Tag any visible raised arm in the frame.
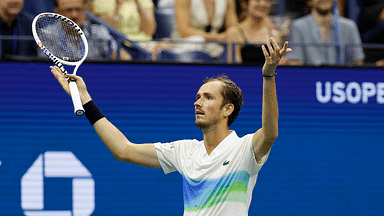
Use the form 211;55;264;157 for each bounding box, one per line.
50;66;161;168
252;38;291;164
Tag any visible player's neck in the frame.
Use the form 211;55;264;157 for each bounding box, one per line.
202;126;231;155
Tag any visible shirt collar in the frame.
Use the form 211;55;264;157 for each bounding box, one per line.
204;131;238;157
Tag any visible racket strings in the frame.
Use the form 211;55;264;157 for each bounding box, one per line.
35;16;86;62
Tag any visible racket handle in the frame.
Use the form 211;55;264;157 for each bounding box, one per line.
69;80;85;116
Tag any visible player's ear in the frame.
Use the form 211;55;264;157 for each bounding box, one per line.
223;103;234;118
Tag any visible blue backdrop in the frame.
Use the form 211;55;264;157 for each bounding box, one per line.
0;62;383;215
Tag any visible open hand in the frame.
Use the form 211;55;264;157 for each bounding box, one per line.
262;37;292;77
50;66;88;99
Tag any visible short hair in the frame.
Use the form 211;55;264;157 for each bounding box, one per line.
204;75;243;127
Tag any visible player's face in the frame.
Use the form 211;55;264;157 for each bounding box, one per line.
247;0;271;19
194;81;226;130
56;0;86;27
0;0;24;17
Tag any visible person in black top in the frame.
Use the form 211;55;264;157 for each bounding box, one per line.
358;0;384;44
358;0;384;66
226;0;285;65
0;0;37;58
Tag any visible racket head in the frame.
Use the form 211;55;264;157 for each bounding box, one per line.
32;12;89;69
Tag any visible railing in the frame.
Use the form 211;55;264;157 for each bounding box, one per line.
1;35;383;66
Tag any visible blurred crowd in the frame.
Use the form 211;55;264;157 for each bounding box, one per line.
0;0;383;66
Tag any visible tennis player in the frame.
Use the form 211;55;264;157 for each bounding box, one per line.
51;37;291;215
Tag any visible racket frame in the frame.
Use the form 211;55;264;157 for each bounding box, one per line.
32;12;89;116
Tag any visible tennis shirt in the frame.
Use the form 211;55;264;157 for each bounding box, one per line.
154;131;269;216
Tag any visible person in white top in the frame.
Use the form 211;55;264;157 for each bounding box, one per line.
173;0;238;41
49;37;292;215
169;0;238;57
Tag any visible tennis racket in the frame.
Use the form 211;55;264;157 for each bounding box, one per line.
32;12;88;116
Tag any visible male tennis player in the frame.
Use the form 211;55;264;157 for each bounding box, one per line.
51;37;291;215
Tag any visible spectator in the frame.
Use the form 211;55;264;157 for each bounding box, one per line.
358;0;384;44
50;0;130;60
286;0;365;66
93;0;157;51
227;0;284;65
171;0;238;57
0;0;37;58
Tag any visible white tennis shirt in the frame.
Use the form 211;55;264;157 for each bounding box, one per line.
154;131;269;216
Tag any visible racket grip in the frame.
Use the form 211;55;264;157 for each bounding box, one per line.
69;80;85;116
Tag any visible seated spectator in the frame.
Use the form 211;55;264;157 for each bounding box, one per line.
358;0;384;44
0;0;37;58
227;0;284;65
171;0;238;57
93;0;157;51
286;0;365;66
49;0;130;60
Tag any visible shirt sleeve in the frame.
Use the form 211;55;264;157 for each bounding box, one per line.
242;133;270;173
154;140;185;174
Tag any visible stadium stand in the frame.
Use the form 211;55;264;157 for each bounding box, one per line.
1;0;382;65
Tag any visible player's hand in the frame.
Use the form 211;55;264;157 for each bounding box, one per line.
262;37;292;77
50;66;71;96
50;66;91;104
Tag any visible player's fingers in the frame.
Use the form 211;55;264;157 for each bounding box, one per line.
50;66;60;76
50;66;71;96
50;66;67;82
261;45;269;59
280;42;292;56
67;74;84;83
266;41;275;57
66;74;78;80
270;37;281;53
67;74;87;93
